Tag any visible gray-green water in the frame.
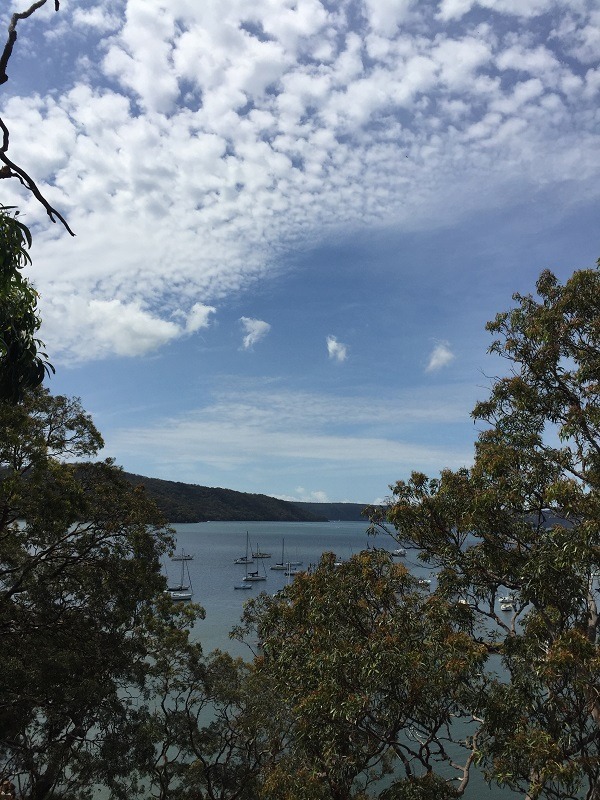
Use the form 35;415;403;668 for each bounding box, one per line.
169;520;521;799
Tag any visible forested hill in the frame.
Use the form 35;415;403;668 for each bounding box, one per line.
293;501;371;522
120;472;370;523
118;472;305;522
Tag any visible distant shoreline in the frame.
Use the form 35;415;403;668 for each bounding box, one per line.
121;471;372;524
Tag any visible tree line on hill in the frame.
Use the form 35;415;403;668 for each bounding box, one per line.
119;472;369;523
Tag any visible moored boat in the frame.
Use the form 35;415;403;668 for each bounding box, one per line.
234;532;254;564
166;558;193;601
172;548;194;561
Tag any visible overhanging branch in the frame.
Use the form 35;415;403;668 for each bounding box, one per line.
0;0;74;236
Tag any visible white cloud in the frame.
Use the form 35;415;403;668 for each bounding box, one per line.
438;0;565;21
240;317;271;349
186;303;216;333
1;0;598;363
72;7;121;33
327;335;348;362
275;487;331;503
426;341;456;372
42;297;181;363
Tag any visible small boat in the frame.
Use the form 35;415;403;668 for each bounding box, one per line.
500;602;514;612
284;562;301;577
499;594;515;604
241;545;267;583
171;548;194;561
252;543;271;558
166;558;193;601
234;532;254;564
392;547;406;557
169;587;194;601
417;578;431;587
271;538;294;570
234;583;253;590
243;568;267;583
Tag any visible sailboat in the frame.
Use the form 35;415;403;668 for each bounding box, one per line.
234;532;254;564
252;542;271;558
172;548;194;561
243;552;267;583
235;533;264;588
166;558;193;601
270;538;288;570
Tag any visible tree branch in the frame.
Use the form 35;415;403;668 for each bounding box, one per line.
0;0;74;236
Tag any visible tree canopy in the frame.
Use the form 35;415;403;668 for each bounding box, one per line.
228;263;600;800
366;264;600;800
0;388;198;800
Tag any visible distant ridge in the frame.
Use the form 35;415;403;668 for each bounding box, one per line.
121;472;371;523
293;501;370;522
120;472;327;523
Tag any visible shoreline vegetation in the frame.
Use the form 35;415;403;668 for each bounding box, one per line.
120;471;371;523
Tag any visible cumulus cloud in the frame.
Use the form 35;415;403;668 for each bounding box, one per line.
240;317;271;350
41;297;181;363
186;303;216;333
1;0;599;362
327;335;348;362
426;341;456;372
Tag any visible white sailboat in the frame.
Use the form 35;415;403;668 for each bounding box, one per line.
243;550;267;582
234;532;254;564
172;548;194;561
271;538;302;570
166;558;193;601
252;542;271;558
235;533;266;587
271;538;288;570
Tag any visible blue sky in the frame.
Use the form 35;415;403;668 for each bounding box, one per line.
1;0;599;504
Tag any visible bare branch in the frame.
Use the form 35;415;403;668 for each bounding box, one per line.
0;0;74;235
0;0;58;86
0;119;75;235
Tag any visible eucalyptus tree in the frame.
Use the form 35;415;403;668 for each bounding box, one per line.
0;388;195;800
130;645;276;800
370;264;600;800
235;550;486;800
0;208;53;402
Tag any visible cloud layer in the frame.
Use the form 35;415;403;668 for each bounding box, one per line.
2;0;599;361
105;383;476;499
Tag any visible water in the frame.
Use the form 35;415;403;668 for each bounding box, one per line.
167;520;520;799
167;520;380;658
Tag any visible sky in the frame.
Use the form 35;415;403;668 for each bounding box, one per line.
1;0;599;505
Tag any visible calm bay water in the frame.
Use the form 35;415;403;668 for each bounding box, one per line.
168;520;382;658
167;520;520;799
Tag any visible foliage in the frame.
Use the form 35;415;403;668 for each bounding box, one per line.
0;207;53;403
130;646;279;800
369;264;600;800
234;550;486;800
0;388;200;800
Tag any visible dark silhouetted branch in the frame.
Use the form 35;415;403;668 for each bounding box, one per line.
0;0;74;235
